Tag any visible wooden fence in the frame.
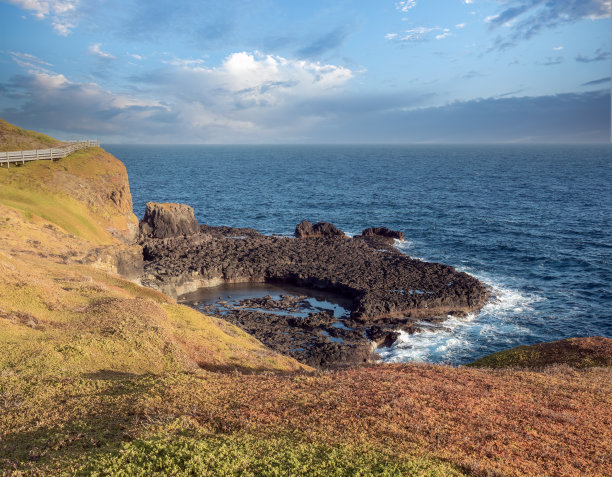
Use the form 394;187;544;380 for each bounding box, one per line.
0;140;99;168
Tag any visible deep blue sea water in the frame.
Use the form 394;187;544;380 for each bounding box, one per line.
104;144;612;364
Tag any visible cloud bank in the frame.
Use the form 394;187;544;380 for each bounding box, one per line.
2;52;607;144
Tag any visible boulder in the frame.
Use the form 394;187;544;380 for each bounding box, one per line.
139;202;199;239
362;227;405;242
295;220;346;238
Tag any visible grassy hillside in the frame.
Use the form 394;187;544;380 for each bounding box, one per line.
0;119;61;152
0;146;138;244
1;119;610;476
469;336;612;369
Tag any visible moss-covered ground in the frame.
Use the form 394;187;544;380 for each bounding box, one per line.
469;336;612;369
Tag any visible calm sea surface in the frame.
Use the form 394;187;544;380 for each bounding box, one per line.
104;144;612;364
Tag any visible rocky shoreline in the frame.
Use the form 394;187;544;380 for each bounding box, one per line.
139;202;489;368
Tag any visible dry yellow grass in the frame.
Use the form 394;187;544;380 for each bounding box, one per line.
0;118;61;152
0;210;309;378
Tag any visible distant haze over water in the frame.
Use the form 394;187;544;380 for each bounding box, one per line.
106;144;612;364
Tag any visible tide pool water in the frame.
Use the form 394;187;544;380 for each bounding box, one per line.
105;144;612;364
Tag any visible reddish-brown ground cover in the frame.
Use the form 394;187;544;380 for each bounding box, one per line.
2;353;610;476
128;363;611;476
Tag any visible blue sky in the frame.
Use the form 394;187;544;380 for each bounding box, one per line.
0;0;610;143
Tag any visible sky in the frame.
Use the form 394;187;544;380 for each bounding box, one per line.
0;0;610;143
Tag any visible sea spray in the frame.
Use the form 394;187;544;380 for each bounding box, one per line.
378;237;545;364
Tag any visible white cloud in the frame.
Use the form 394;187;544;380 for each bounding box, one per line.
588;0;611;19
89;43;116;60
386;26;448;42
396;1;417;12
553;46;564;51
145;52;354;140
29;71;70;89
487;0;611;49
168;52;353;105
163;58;206;67
7;0;79;35
1;65;169;139
436;29;451;40
456;23;467;28
129;53;143;60
25;69;161;109
9;51;52;68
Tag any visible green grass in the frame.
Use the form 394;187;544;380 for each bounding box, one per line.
0;185;112;244
80;433;464;477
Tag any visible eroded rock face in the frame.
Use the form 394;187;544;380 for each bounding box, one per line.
81;244;144;280
362;227;405;242
139;202;199;239
295;220;346;238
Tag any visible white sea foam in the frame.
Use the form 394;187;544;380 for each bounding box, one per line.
377;246;544;364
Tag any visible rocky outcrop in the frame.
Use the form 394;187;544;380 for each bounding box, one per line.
362;227;405;242
469;337;612;369
295;220;346;238
141;216;489;368
204;304;376;368
81;244;144;280
200;224;260;238
139;202;200;239
142;222;488;320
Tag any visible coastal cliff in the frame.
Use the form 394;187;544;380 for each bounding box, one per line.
0;119;308;378
0;120;610;476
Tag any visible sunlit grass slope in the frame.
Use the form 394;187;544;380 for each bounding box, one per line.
0;145;138;244
0;119;61;152
0;120;309;377
0;248;307;378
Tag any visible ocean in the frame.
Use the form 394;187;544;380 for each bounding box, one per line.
104;144;612;365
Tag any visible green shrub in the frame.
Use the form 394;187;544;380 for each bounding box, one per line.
81;434;463;476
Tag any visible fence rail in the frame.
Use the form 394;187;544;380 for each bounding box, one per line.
0;140;99;168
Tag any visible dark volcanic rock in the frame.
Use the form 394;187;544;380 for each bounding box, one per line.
143;216;490;368
200;224;260;238
203;301;377;368
362;227;405;242
367;326;401;348
295;220;346;238
139;202;199;239
143;220;488;321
